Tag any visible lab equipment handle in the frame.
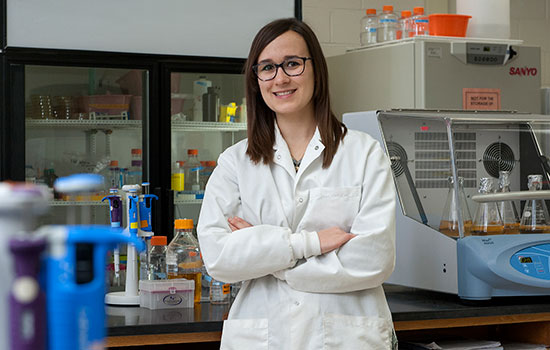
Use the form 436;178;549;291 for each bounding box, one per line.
472;190;550;202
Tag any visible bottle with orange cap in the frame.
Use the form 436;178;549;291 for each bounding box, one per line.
166;219;203;303
360;8;378;46
377;5;398;42
149;236;168;280
183;149;202;194
398;10;412;39
411;6;429;37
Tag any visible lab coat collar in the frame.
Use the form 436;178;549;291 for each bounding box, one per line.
272;122;325;179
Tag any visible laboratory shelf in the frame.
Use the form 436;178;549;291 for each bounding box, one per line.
49;200;109;206
25;119;142;129
174;198;203;205
171;121;247;132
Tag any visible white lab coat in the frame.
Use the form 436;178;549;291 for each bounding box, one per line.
197;125;396;350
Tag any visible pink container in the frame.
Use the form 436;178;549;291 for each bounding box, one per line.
130;96;142;120
171;94;186;115
171;73;181;93
79;95;132;115
117;70;143;96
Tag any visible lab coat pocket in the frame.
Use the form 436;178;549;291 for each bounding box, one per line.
323;313;392;350
220;318;268;350
300;186;361;232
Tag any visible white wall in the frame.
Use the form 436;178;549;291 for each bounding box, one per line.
303;0;550;86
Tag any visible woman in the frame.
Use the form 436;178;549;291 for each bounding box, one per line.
197;18;397;349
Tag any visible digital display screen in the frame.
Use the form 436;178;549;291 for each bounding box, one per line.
483;46;491;52
519;257;533;263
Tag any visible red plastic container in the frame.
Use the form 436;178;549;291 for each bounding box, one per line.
428;14;472;37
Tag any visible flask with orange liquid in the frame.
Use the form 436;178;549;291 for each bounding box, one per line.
497;170;520;234
439;176;472;238
519;174;550;233
471;177;504;236
166;219;203;303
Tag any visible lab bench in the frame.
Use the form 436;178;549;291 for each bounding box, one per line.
106;284;550;348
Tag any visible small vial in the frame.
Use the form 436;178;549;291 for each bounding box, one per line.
210;278;230;305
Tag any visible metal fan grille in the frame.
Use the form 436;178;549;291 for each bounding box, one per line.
386;142;408;177
483;142;515;178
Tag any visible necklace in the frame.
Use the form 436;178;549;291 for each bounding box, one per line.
292;158;301;172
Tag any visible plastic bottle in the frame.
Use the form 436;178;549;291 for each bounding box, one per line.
166;219;203;303
411;7;429;37
520;174;550;233
171;161;185;192
139;237;151;281
439;176;473;238
497;170;520;234
25;165;37;184
184;149;202;193
202;86;219;122
199;160;216;189
238;97;247;123
377;5;399;43
471;178;504;235
210;277;230;305
149;236;167;280
193;76;212;121
398;10;412;40
108;160;120;189
360;8;378;46
127;149;142;185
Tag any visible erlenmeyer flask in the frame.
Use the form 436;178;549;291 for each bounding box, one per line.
497;170;520;234
472;177;504;236
439;176;473;238
520;174;550;233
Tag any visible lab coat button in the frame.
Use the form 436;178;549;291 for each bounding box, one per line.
298;197;303;203
314;146;319;150
277;154;281;160
294;301;300;306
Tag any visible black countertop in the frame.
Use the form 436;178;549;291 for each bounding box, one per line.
107;284;550;337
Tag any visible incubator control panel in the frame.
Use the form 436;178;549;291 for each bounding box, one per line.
510;244;550;280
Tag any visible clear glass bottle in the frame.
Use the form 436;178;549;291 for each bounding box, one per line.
439;176;472;238
149;236;167;280
411;7;429;37
166;219;203;303
472;178;504;235
497;170;520;234
127;149;142;185
377;5;398;42
184;149;202;193
360;8;378;46
398;10;412;39
520;174;550;233
210;278;230;305
139;236;151;281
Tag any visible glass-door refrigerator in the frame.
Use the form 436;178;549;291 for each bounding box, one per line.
3;48;156;226
157;58;247;240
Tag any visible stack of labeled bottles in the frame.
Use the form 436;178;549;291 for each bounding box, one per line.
360;6;428;46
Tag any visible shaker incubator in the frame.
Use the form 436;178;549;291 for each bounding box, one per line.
345;110;550;300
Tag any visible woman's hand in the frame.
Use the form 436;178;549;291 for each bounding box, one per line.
317;227;356;254
228;216;253;232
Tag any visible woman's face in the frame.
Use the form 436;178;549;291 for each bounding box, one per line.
256;30;315;120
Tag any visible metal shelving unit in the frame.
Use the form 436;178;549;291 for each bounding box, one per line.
171;121;247;132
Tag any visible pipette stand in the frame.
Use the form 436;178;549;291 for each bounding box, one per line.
105;185;154;306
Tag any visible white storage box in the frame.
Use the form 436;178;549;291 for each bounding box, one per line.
139;279;194;309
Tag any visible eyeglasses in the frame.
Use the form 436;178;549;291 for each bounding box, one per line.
252;56;312;81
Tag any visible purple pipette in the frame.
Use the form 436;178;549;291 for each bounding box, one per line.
9;237;47;350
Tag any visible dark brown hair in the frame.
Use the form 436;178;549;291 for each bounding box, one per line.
244;18;347;168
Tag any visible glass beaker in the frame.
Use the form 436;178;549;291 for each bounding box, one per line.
439;176;473;238
497;170;520;234
472;177;504;236
520;174;550;233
